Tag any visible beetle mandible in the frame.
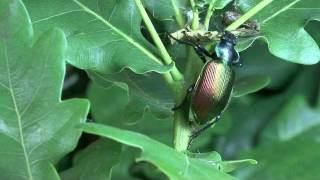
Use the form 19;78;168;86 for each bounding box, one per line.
170;31;242;148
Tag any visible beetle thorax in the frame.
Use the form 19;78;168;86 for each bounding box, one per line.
215;41;236;65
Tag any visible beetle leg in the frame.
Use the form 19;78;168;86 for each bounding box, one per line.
180;32;212;63
168;33;196;47
233;57;243;67
168;34;211;63
211;50;218;60
193;45;210;63
234;59;243;67
172;85;195;111
187;115;221;150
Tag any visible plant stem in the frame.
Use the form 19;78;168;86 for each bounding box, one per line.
184;0;200;82
189;0;199;30
134;0;190;151
170;0;185;28
172;0;202;152
226;0;273;31
204;0;216;30
133;0;184;82
173;109;192;151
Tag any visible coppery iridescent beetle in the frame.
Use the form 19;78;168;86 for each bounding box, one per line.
171;31;241;148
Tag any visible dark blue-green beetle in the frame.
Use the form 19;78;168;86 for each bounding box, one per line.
171;31;241;148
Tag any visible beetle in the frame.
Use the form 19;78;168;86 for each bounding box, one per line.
170;31;241;148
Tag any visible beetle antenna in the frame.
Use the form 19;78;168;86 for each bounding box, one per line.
237;32;260;39
168;32;212;62
168;33;197;47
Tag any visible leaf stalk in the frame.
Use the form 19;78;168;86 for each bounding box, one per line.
173;109;192;151
226;0;273;31
172;0;202;152
189;0;199;30
170;0;185;28
133;0;190;151
204;0;217;30
134;0;184;82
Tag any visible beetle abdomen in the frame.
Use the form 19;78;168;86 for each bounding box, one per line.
191;61;234;124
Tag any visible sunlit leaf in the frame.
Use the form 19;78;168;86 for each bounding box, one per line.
0;0;89;179
236;0;320;64
82;123;235;180
24;0;172;74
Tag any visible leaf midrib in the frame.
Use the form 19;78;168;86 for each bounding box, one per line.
4;43;33;180
72;0;163;65
262;0;302;24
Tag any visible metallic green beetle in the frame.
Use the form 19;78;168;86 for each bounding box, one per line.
171;31;241;148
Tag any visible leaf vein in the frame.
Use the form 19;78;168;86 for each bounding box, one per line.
71;0;163;65
0;132;20;144
21;41;49;118
108;3;118;21
0;81;10;90
262;0;301;24
32;9;83;24
22;110;52;129
4;42;34;180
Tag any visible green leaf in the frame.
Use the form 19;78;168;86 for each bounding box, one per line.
87;84;128;124
222;66;320;179
200;0;233;9
306;20;320;45
87;82;173;145
24;0;172;74
233;74;270;97
236;0;320;64
88;71;174;121
215;95;284;158
82;123;235;180
236;126;320;180
187;151;257;173
219;159;257;173
0;0;90;179
86;74;176;179
212;0;233;9
216;66;319;158
142;0;187;20
187;151;222;162
60;139;122;180
261;96;320;144
111;146;141;180
236;42;299;89
87;83;175;179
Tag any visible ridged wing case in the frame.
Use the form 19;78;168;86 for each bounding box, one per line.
191;61;235;124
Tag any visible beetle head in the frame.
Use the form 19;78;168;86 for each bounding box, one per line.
215;31;240;66
221;31;237;45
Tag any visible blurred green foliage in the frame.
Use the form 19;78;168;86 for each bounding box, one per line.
0;0;318;179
